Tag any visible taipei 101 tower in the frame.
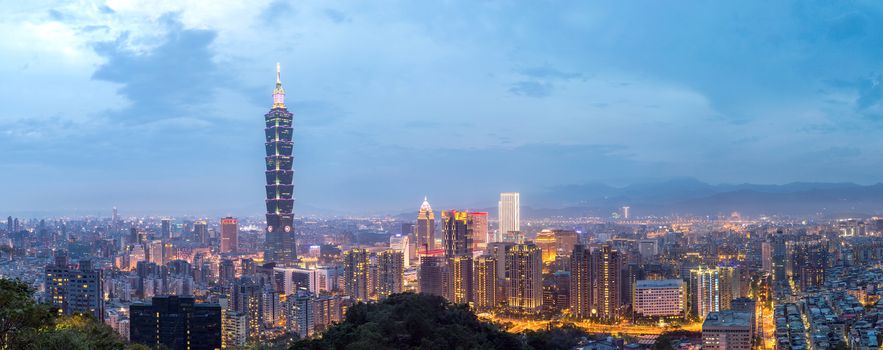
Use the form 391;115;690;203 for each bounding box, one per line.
264;63;297;266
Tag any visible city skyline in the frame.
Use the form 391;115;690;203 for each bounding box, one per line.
5;2;883;216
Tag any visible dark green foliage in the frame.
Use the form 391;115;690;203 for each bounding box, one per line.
522;325;589;350
0;278;143;350
290;293;523;350
0;278;54;349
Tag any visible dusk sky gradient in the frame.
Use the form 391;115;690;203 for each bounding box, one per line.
3;1;883;216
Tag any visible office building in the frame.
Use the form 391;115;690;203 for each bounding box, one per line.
194;220;208;245
130;295;222;350
469;211;489;249
220;217;238;253
498;192;520;242
161;218;172;240
44;257;104;321
633;279;685;319
343;249;370;302
264;63;297;266
416;197;436;252
473;255;499;310
701;311;752;350
506;243;542;311
535;229;557;264
418;254;448;298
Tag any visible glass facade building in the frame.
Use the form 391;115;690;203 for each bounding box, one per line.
264;63;297;266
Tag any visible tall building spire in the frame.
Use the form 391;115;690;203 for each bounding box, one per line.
273;62;286;108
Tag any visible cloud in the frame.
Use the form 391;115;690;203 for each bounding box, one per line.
91;16;222;123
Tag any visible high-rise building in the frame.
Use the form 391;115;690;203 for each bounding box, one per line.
220;217;239;253
506;243;542;311
130;295;222;350
416;197;436;252
376;250;404;299
760;241;772;273
535;229;557;264
161;218;172;240
264;63;297;266
592;245;622;322
448;255;473;304
442;210;473;304
622;206;630;219
718;264;741;310
343;249;370;302
223;310;248;348
701;311;752;350
231;277;262;340
112;207;118;226
569;245;592;319
5;216;11;233
44;258;104;321
389;234;412;268
194;220;209;244
147;240;164;265
487;242;515;281
469;211;489;250
442;210;473;258
498;192;520;242
473;255;498;310
418;254;448;298
219;259;236;285
553;229;579;258
633;279;685;319
689;266;721;319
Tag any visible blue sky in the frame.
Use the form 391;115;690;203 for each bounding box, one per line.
2;1;883;216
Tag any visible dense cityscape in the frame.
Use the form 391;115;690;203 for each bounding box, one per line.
2;65;883;350
6;2;883;350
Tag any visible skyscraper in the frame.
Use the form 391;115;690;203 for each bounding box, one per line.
570;245;592;319
416;197;436;252
442;210;473;304
506;243;542;311
194;220;208;245
220;217;239;253
5;216;11;233
473;255;499;311
264;63;297;266
343;249;370;302
469;211;489;250
442;210;473;258
592;244;622;322
161;218;172;240
130;295;222;350
498;192;520;242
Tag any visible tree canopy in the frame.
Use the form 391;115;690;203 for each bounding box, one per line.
290;292;591;350
0;278;140;350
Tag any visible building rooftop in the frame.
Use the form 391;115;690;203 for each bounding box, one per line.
703;311;752;329
635;279;683;289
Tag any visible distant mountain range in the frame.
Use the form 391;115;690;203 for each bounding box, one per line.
526;178;883;218
388;178;883;219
